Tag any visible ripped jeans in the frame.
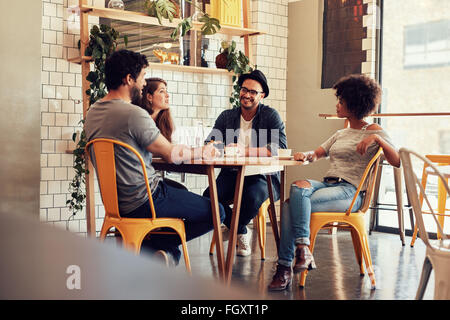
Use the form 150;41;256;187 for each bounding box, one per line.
278;179;363;267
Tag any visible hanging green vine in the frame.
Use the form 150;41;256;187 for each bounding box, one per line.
144;0;220;40
218;40;254;109
67;24;122;216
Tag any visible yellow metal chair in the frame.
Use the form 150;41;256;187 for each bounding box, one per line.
410;154;450;247
85;138;191;273
299;147;383;289
209;198;271;260
400;148;450;299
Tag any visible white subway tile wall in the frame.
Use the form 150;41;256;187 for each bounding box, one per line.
40;0;289;235
363;0;378;78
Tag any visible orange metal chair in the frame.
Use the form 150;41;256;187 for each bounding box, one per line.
209;198;271;260
299;147;383;289
85;138;191;273
410;154;450;247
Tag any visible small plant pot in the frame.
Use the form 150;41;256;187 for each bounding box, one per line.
215;51;228;69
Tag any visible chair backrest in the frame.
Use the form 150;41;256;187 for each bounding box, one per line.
419;155;450;206
85;138;157;220
346;147;383;215
400;148;450;249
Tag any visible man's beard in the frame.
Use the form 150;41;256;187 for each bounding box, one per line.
240;97;257;109
130;85;142;104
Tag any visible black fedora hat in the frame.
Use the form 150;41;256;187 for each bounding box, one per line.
237;69;269;98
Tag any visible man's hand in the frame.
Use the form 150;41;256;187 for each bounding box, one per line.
226;143;246;157
202;143;221;160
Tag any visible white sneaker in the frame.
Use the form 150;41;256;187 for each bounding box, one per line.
236;231;252;256
154;250;169;267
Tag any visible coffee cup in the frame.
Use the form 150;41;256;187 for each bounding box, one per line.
277;149;292;157
224;146;239;157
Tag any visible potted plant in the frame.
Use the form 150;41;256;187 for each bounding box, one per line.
216;40;255;109
144;0;221;40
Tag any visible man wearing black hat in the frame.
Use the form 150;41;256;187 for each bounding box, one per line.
203;69;287;256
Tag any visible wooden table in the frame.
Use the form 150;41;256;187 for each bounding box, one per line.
152;156;305;285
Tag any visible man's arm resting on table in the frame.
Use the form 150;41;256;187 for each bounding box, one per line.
147;135;219;162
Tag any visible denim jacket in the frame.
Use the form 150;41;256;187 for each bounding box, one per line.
205;103;288;154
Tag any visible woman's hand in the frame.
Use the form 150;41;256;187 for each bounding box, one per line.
294;151;316;162
356;134;379;155
294;152;307;161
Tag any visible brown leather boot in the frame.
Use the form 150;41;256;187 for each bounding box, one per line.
268;264;292;291
293;244;316;274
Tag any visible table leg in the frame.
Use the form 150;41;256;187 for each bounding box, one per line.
225;166;245;285
280;169;286;207
266;175;280;252
206;166;225;282
280;170;286;236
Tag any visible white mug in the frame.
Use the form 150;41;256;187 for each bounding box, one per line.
224;146;239;157
278;149;292;157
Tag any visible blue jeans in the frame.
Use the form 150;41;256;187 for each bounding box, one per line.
126;181;225;263
278;179;363;267
203;170;280;235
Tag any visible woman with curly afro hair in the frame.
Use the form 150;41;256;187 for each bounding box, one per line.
268;74;400;291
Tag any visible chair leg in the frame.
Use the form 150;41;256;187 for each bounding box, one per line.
437;177;447;239
350;228;365;275
411;225;419;247
299;224;320;287
180;235;192;274
209;230;216;255
255;209;266;260
393;167;406;246
369;162;383;235
359;232;376;289
416;257;432;300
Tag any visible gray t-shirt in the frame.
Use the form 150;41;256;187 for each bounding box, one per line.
85;99;161;215
320;127;394;190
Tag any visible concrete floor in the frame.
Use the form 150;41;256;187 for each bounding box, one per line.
174;225;434;300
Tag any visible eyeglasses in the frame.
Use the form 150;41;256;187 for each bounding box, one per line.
240;86;263;97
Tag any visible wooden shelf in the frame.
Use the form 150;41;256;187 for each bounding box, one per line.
147;62;231;74
67;56;92;64
67;55;232;75
72;5;265;37
319;112;450;119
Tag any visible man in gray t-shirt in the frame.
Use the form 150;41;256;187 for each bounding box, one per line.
85;99;162;214
85;50;224;264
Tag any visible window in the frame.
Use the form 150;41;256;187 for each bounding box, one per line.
404;20;450;69
376;0;450;234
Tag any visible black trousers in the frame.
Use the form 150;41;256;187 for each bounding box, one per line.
203;170;280;234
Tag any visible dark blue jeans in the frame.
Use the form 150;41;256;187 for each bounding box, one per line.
126;181;225;263
203;170;280;235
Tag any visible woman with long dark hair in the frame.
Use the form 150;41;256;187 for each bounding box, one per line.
135;77;175;142
134;77;187;192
